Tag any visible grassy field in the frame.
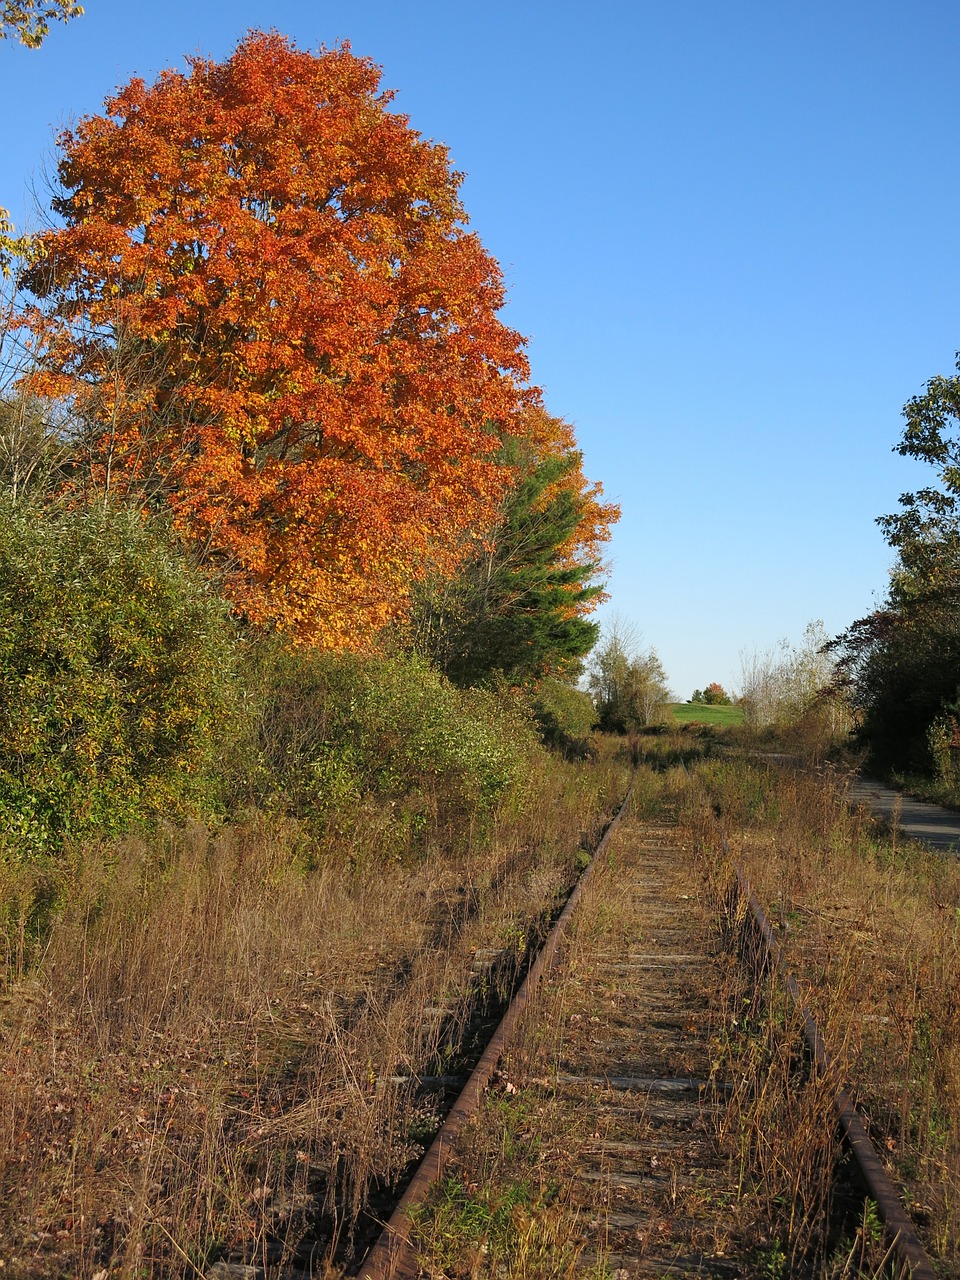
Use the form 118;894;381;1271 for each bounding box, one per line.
669;701;744;727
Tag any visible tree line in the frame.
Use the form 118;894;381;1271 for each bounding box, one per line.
832;355;960;783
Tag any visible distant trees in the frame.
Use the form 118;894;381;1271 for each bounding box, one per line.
588;623;670;732
691;682;730;705
738;621;836;728
0;380;69;501
738;621;850;756
833;593;960;774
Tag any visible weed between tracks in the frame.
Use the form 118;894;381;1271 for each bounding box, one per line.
409;1089;593;1280
0;744;631;1277
408;771;743;1278
674;749;960;1277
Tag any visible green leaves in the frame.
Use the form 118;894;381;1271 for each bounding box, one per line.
837;354;960;773
588;625;670;733
0;1;83;48
247;645;537;845
0;500;238;853
410;432;609;688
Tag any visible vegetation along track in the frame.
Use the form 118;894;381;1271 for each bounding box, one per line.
356;764;944;1280
17;745;944;1277
724;858;936;1280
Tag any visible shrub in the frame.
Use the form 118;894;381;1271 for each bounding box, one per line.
0;499;239;853
244;644;539;846
526;677;595;757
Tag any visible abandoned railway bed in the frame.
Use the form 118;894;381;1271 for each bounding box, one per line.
351;801;938;1280
204;776;942;1280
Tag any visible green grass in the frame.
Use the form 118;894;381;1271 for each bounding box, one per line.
669;702;744;727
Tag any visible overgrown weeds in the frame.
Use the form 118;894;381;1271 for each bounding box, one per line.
409;1090;586;1280
0;732;631;1276
671;742;960;1276
407;763;739;1278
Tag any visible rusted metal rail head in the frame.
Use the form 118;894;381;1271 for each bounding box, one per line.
730;860;937;1280
356;780;635;1280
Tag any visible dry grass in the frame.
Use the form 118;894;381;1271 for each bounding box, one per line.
673;748;960;1277
406;773;744;1278
0;745;631;1277
358;738;960;1279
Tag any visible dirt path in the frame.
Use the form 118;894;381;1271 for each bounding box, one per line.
848;776;960;854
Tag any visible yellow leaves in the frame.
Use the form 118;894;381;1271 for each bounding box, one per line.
0;205;43;277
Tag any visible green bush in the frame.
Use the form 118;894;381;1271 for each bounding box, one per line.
0;499;238;853
526;677;595;757
244;644;539;844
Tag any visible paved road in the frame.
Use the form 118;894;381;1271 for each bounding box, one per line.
848;776;960;854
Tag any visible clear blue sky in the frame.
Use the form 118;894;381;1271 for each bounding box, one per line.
3;0;957;697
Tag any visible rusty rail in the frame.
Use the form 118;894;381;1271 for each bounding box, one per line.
356;780;635;1280
729;861;937;1280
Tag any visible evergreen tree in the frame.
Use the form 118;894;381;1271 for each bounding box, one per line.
411;445;607;686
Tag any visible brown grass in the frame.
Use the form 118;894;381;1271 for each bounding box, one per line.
0;744;632;1277
673;749;960;1277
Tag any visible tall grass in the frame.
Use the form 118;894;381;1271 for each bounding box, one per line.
673;749;960;1275
0;732;631;1277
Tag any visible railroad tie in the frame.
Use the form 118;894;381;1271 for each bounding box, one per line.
536;821;739;1277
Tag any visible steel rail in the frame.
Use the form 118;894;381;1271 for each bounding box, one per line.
730;861;937;1280
356;779;635;1280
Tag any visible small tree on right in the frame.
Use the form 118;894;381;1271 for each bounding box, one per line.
831;354;960;774
702;682;731;705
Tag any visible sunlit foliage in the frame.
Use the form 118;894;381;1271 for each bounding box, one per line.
21;31;535;645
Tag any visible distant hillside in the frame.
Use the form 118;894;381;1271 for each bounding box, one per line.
669;702;744;727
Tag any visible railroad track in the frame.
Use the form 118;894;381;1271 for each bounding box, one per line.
356;780;637;1278
351;797;938;1279
204;775;939;1278
726;861;936;1280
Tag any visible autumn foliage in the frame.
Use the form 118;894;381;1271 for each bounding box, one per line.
409;405;618;685
22;32;536;644
520;406;617;571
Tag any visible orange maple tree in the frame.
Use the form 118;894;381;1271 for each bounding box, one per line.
22;31;535;644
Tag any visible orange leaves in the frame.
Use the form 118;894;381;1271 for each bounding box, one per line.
23;31;537;645
518;406;620;578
